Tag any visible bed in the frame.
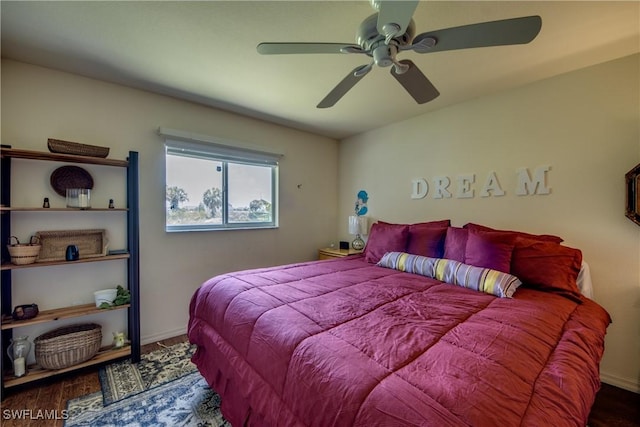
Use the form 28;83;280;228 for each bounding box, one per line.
188;221;611;426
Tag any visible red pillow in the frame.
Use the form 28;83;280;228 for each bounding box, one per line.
464;223;563;243
511;237;582;299
406;224;448;258
363;222;409;263
464;230;516;273
443;227;468;262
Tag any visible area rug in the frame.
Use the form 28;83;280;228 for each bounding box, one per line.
99;341;198;405
64;342;230;427
65;372;228;426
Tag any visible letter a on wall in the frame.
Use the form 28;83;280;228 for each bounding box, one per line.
480;172;505;197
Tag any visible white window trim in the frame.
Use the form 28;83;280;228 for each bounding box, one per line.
160;127;282;232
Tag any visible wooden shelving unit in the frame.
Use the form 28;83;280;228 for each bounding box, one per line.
0;146;140;395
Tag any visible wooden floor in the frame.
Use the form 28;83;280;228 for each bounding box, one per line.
1;334;638;427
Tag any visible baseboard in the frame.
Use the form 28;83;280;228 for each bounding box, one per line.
141;326;187;346
601;371;640;393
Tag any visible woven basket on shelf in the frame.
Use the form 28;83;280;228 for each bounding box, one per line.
47;138;110;158
6;236;41;265
35;323;102;370
35;229;107;262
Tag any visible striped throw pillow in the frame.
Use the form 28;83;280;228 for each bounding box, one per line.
377;252;522;298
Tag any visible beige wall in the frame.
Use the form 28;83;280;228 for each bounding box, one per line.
338;54;640;392
1;59;339;347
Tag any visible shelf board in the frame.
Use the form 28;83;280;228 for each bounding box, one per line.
1;253;129;270
0;207;127;212
1;303;130;330
3;345;131;388
0;147;128;167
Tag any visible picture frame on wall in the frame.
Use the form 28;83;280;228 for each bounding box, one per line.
625;163;640;226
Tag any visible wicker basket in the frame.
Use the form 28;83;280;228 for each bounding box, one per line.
35;323;102;370
47;138;110;158
35;229;107;262
6;236;41;265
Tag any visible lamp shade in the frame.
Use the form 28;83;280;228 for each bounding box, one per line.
348;215;368;235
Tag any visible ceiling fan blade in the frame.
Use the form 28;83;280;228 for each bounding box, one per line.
390;60;439;104
412;15;542;53
257;42;358;55
375;0;419;38
317;65;371;108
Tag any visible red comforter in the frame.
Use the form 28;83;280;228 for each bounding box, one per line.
188;255;610;427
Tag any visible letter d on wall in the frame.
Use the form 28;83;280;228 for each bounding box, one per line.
411;178;428;199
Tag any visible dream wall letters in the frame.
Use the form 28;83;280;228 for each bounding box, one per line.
411;165;551;199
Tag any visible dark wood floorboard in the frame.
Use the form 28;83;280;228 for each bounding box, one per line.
1;334;638;426
589;382;640;426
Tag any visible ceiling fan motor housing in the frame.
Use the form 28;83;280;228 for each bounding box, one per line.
357;14;415;51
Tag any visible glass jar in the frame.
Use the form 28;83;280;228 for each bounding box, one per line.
7;335;31;377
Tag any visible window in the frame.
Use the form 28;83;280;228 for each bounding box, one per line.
161;128;280;232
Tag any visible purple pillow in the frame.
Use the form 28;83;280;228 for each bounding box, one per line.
464;230;515;273
410;219;451;228
443;227;468;262
406;224;448;258
364;222;409;263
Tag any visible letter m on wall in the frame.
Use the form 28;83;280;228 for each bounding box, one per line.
516;166;551;196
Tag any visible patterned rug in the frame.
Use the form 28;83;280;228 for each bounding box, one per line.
100;341;198;405
64;342;230;426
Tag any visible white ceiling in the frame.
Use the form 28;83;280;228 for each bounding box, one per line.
2;1;639;139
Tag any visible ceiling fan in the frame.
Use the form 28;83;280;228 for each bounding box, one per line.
256;0;542;108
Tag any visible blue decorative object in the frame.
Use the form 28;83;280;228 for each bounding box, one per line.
355;190;368;216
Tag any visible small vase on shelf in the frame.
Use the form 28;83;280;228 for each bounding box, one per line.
7;335;32;377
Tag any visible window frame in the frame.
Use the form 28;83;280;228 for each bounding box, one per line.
161;128;281;233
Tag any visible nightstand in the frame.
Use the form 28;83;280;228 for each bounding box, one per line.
318;247;363;260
